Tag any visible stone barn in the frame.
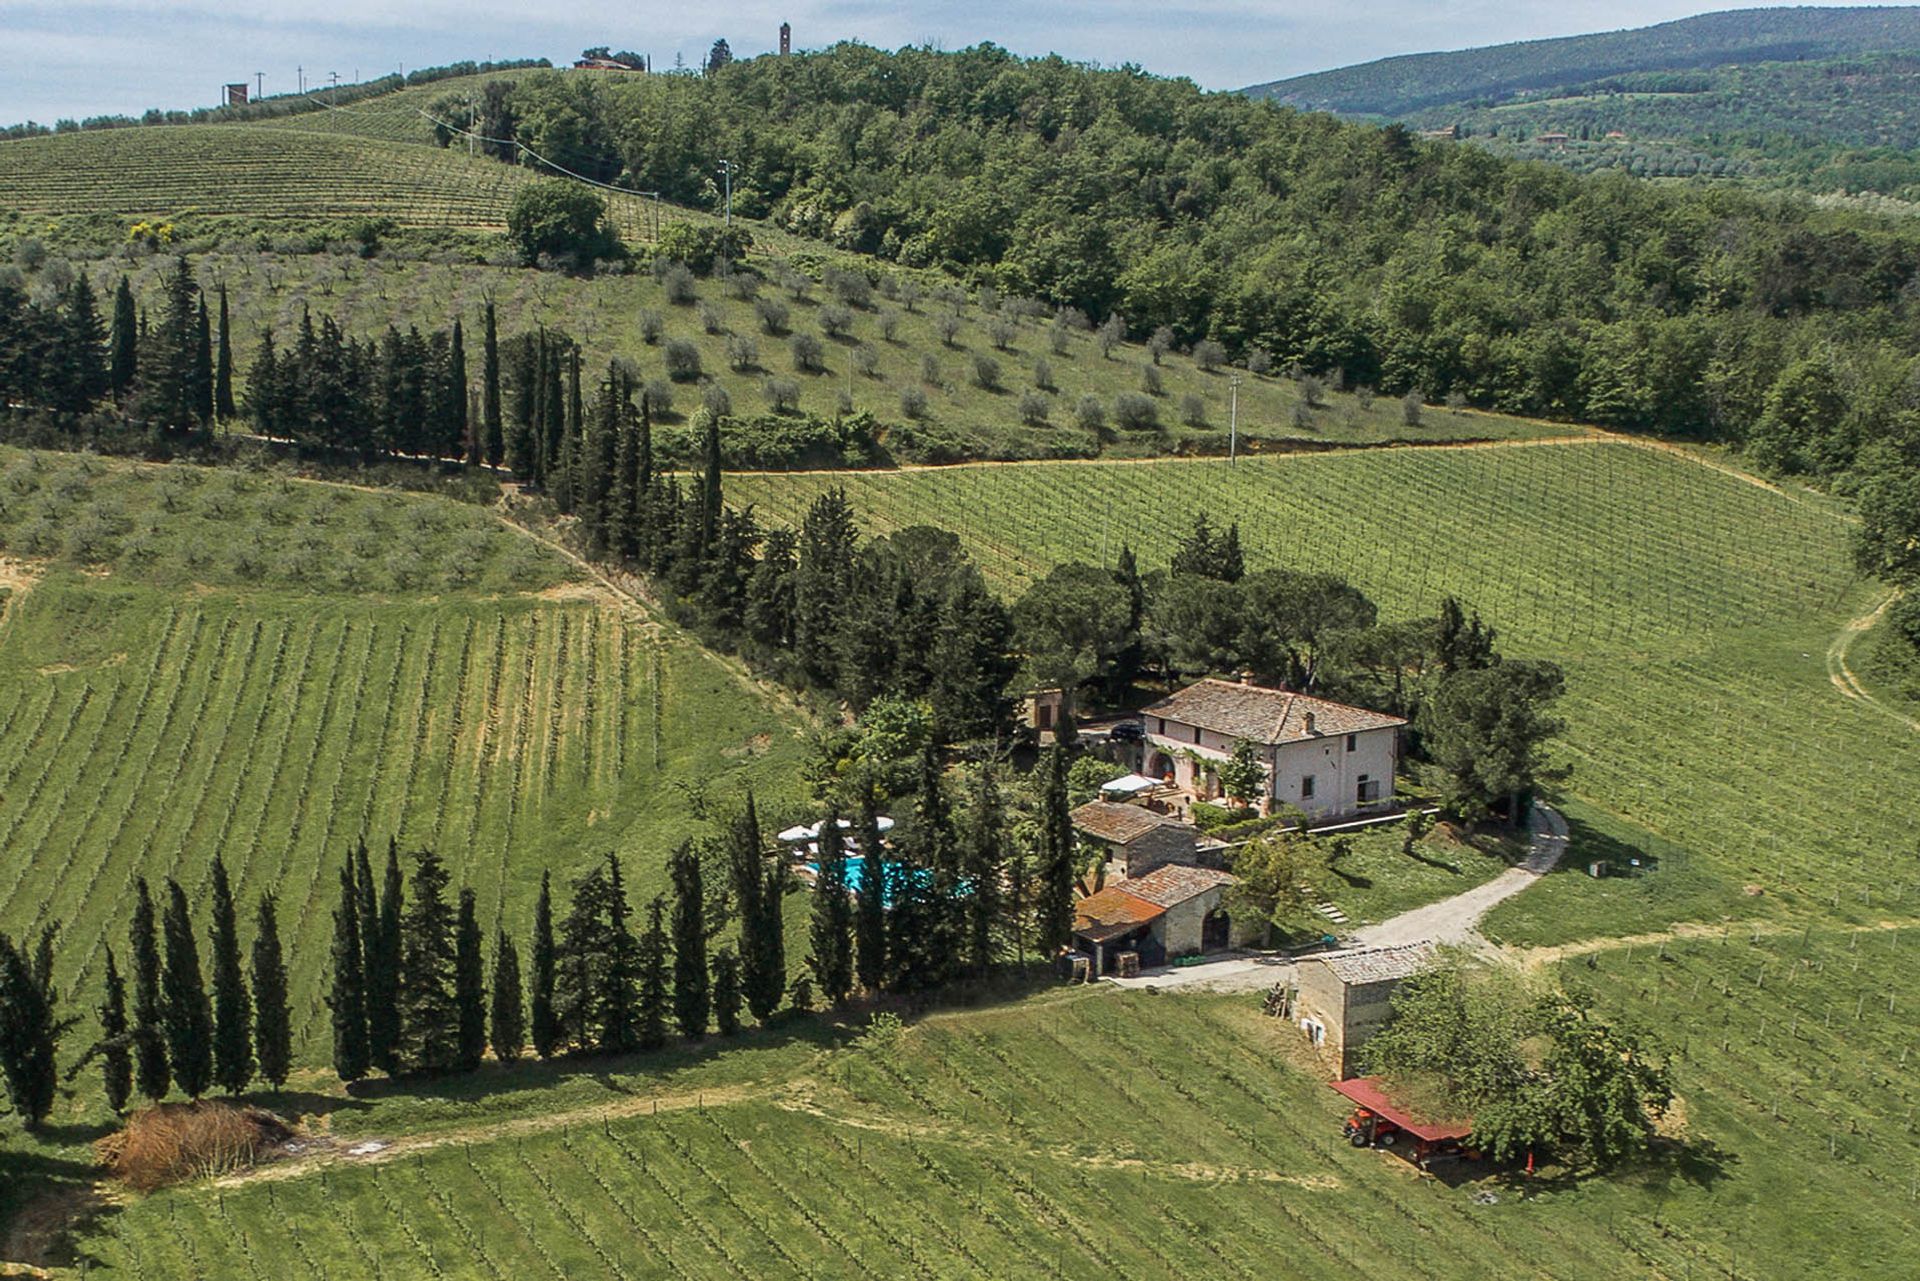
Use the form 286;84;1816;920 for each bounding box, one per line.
1071;863;1261;974
1070;800;1199;878
1294;943;1435;1076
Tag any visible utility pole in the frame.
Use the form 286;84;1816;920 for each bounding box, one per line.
297;65;304;94
255;72;264;101
1229;373;1241;466
717;159;736;227
328;71;341;106
466;92;476;159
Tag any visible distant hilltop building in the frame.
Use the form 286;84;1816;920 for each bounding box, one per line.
574;48;647;72
781;22;792;55
1535;131;1572;147
223;83;249;107
1419;124;1458;141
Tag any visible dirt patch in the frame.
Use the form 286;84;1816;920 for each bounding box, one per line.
2;1183;116;1274
532;580;621;606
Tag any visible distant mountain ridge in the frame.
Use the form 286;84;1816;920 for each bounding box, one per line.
1245;5;1920;115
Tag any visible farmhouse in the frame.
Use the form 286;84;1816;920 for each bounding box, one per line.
1294;943;1435;1076
1140;677;1405;822
1071;862;1260;973
1070;800;1200;878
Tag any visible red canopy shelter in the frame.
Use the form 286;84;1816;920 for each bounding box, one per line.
1330;1077;1473;1142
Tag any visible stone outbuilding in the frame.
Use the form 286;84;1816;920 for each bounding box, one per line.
1293;943;1436;1076
1070;800;1199;878
1071;863;1261;974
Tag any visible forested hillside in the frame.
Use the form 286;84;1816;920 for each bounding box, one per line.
1245;5;1920;114
325;44;1920;484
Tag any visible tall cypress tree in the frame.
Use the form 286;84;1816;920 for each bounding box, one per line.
370;841;404;1074
129;878;169;1101
962;764;1006;977
636;895;670;1052
1035;745;1077;955
328;862;370;1083
668;842;709;1039
453;889;487;1072
481;301;504;466
214;283;235;420
161;879;213;1098
529;870;558;1058
489;931;524;1064
59;274;108;414
809;814;855;1007
448;317;470;462
731;794;783;1023
398;849;459;1074
854;795;887;995
251;894;291;1090
698;411;724;561
109;275;137;398
97;946;133;1114
207;858;252;1095
0;934;58;1128
598;854;641;1054
710;947;742;1037
191;295;215;426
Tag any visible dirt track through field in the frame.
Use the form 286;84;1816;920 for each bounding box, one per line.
1826;590;1920;733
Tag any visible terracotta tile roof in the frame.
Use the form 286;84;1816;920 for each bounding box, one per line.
1142;678;1406;746
1072;886;1163;943
1120;862;1237;908
1070;800;1187;845
1311;942;1436;985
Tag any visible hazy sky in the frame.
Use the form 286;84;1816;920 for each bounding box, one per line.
0;1;1887;125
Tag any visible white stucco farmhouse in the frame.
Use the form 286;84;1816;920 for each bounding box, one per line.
1140;677;1406;822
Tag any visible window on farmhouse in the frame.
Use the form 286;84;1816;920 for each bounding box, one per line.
1346;733;1356;752
1357;775;1380;803
1302;775;1315;799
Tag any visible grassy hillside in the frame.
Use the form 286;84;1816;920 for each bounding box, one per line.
0;449;809;1070
1246;6;1920;114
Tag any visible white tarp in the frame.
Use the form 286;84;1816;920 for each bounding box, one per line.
1098;773;1161;796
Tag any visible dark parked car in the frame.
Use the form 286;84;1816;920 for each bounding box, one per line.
1109;720;1144;743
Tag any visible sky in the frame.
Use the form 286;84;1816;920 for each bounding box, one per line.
0;0;1890;126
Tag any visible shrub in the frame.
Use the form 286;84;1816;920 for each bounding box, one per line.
1075;394;1107;433
1141;364;1164;397
920;353;942;387
1018;390;1050;425
702;383;733;418
664;338;703;382
662;263;698;304
791;332;827;373
852;343;880;378
1356;384;1375;410
1113;392;1159;431
1402;390;1424;427
988;317;1016;351
1194;339;1227;372
819;304;854;338
505;181;620;268
726;333;759;372
971;352;1002;391
900;386;930;419
1299;374;1325;406
1291;398;1314;430
1181;392;1207;428
878;309;901;342
1055;306;1091;331
1049;322;1072;355
98;1102;292;1193
1248;347;1273;376
835;388;856;416
1446;390;1468;410
727;270;760;301
643;378;675;417
755;297;791;335
638;309;665;345
763;377;801;412
936;312;963;347
698;302;725;334
1033;357;1055;391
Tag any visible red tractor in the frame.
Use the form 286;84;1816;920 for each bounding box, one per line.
1332;1077;1481;1171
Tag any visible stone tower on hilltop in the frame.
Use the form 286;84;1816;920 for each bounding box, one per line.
780;22;791;55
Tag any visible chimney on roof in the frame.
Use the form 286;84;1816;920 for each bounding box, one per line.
1238;669;1256;686
1303;711;1317;734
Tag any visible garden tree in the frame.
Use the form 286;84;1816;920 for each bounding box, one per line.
1321;617;1441;721
1218;739;1268;807
96;946;133;1113
1034;744;1078;954
214;283;235;420
454;890;487;1072
489;932;524;1064
733;795;788;1023
1232;569;1379;689
192;295;214;424
1419;660;1568;824
328;862;371;1083
706;38;733;75
371;842;405;1075
54;274;108;415
961;764;1007;975
1401;808;1435;857
598;854;643;1053
637;896;671;1051
129;878;169;1101
109;275;137;396
0;933;59;1127
207;857;252;1095
1149;573;1246;679
792;487;860;686
853;794;888;992
808;812;856;1006
711;947;743;1036
669;842;710;1038
505;180;620;268
1012;561;1135;729
1433;597;1497;674
1108;544;1149;696
1170;513;1244;582
161;878;213;1098
481;301;504;466
1228;827;1314;928
251;895;291;1090
529;871;559;1058
398;849;460;1073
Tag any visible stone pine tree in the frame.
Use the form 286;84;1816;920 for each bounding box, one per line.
481;302;504;466
711;947;743;1037
371;842;405;1074
399;850;459;1074
529;870;558;1058
129;878;169;1101
809;814;855;1007
214;283;235;420
97;946;133;1114
637;896;670;1052
453;889;487;1073
161;879;213;1098
0;934;58;1128
669;842;710;1039
251;894;291;1090
1035;745;1077;956
854;794;888;993
489;932;524;1064
328;862;370;1083
207;857;252;1095
109;275;137;398
962;764;1006;977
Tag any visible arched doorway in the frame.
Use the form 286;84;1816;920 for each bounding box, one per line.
1146;749;1174;782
